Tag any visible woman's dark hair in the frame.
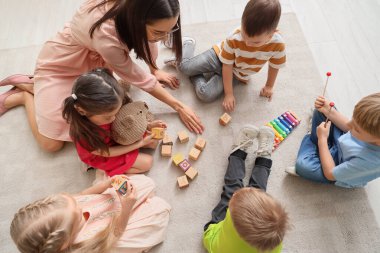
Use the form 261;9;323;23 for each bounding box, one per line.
89;0;182;69
242;0;281;37
62;68;124;155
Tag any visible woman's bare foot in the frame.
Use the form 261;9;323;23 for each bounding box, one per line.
3;90;30;109
13;83;34;94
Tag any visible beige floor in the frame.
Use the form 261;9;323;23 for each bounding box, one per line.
178;0;380;225
1;0;379;252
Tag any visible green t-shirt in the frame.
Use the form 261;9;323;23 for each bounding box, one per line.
203;209;282;253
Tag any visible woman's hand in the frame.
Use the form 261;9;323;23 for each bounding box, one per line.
177;105;204;134
147;120;167;130
154;69;179;89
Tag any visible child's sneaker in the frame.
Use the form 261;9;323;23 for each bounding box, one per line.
257;126;275;158
230;125;259;154
285;166;299;176
163;36;196;67
163;57;177;67
307;107;314;134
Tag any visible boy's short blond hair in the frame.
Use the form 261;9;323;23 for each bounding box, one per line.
229;188;289;251
353;92;380;138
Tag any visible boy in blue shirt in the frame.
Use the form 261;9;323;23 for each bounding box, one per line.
290;93;380;188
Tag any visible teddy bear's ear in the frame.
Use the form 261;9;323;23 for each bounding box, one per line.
143;102;149;109
147;111;154;122
121;116;135;129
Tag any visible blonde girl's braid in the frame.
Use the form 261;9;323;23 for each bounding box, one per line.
11;194;119;253
10;195;73;253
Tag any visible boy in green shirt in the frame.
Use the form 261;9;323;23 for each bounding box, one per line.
203;126;289;253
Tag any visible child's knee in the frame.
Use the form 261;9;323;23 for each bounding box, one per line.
144;154;153;170
313;109;326;121
295;156;315;177
195;86;219;103
144;175;156;191
295;156;321;178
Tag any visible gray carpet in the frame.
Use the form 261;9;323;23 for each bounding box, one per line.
1;13;380;253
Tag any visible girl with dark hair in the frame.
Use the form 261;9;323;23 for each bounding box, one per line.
62;68;164;176
0;0;204;153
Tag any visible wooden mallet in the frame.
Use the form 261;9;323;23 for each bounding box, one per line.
324;101;335;127
322;72;331;97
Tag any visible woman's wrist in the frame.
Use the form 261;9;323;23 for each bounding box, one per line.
172;100;184;112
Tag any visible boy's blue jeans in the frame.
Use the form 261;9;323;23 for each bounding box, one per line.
295;109;345;183
179;43;240;102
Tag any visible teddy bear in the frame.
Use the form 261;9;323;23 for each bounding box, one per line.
111;101;154;145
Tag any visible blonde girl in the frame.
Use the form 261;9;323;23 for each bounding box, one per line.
10;174;171;253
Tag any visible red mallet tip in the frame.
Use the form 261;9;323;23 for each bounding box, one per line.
329;102;335;107
326;72;331;76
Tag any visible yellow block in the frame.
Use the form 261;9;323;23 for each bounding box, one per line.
172;153;184;166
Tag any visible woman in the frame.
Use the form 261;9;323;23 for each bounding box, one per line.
0;0;204;152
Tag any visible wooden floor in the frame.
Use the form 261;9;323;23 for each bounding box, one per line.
1;0;379;223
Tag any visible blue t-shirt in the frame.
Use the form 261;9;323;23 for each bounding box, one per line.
333;132;380;188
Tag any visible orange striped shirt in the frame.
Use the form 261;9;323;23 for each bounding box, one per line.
213;29;286;82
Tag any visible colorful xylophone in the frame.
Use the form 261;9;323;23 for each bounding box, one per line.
265;111;301;151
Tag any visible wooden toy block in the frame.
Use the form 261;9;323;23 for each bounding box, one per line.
161;145;172;157
111;175;128;195
152;127;165;139
219;113;231;126
179;159;191;172
172;153;185;166
162;134;173;145
177;130;189;143
189;147;201;161
194;137;206;151
185;167;198;180
177;175;189;188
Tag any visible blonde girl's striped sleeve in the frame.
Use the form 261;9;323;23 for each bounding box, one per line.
269;43;286;69
219;38;235;65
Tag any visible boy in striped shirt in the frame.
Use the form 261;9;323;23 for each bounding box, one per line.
165;0;285;112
